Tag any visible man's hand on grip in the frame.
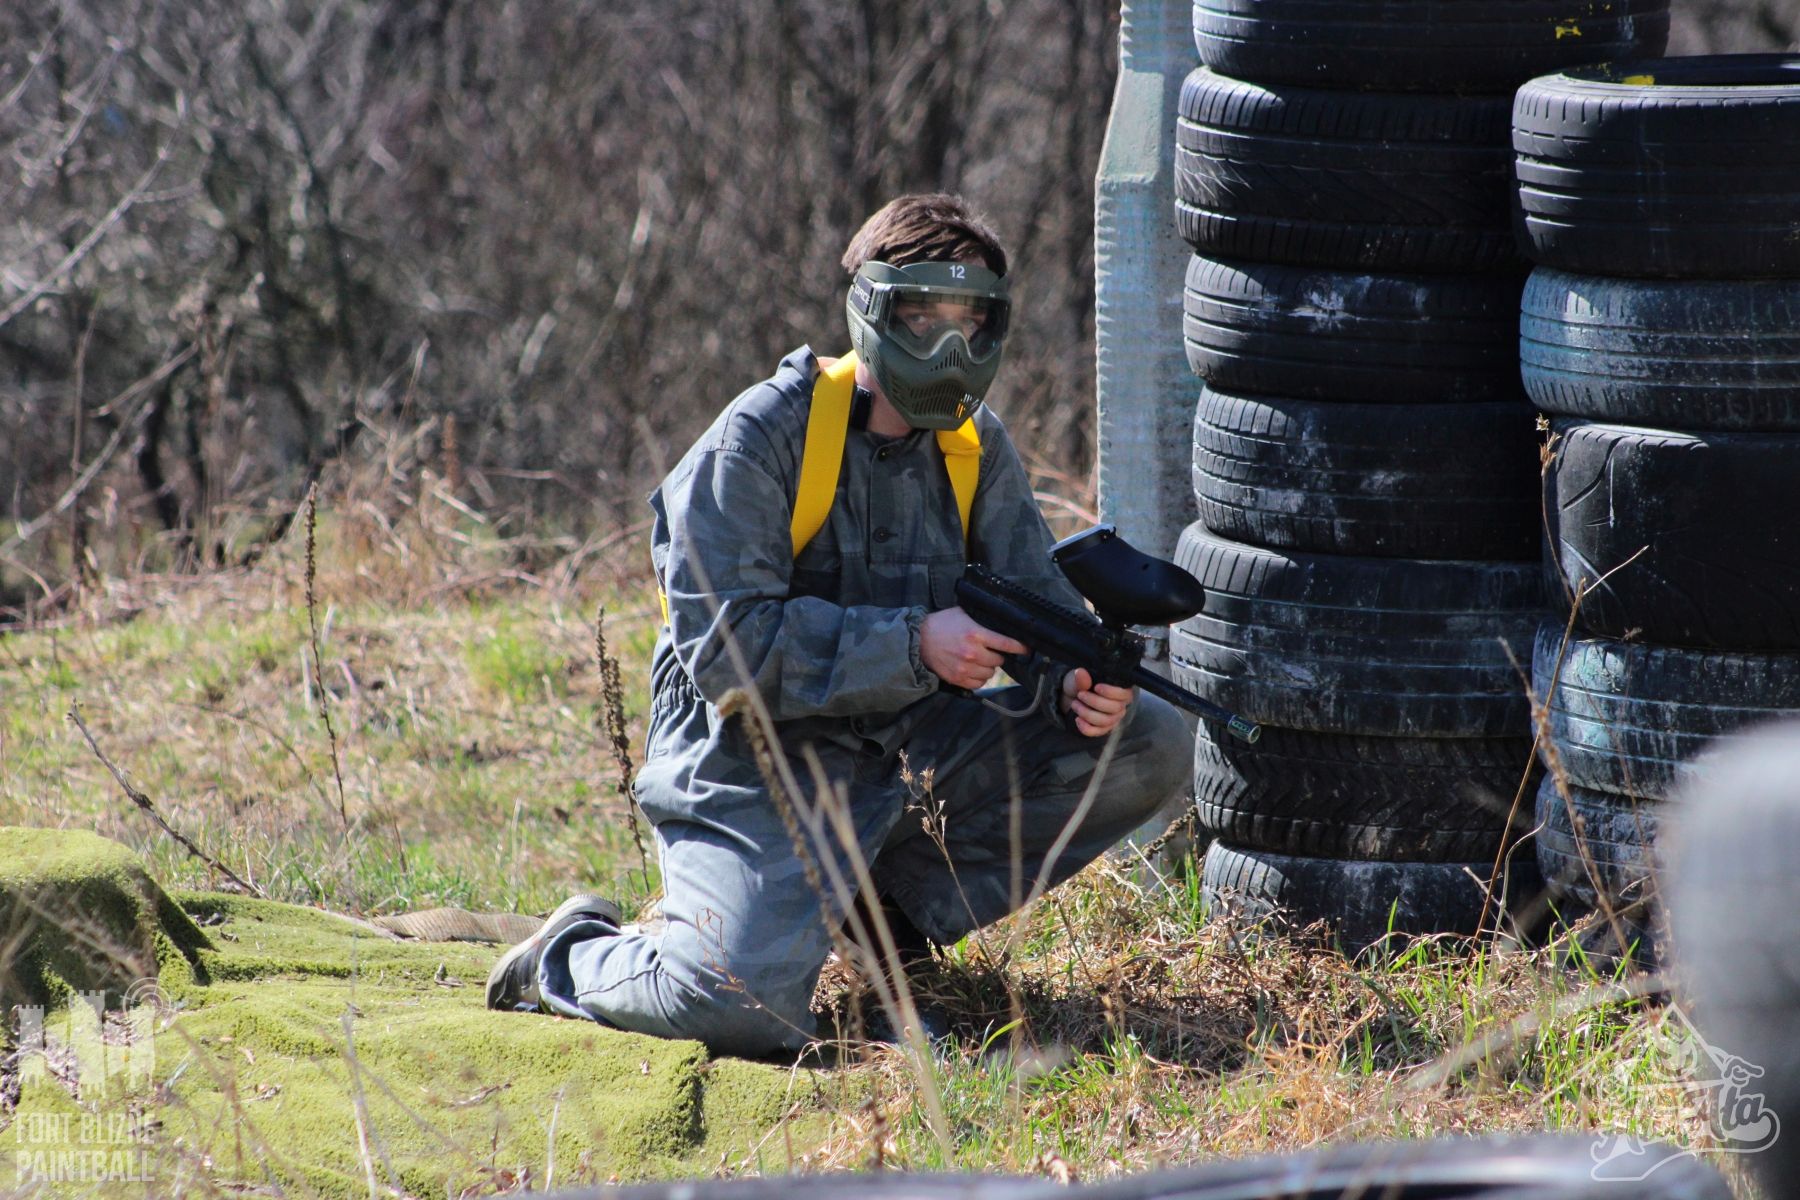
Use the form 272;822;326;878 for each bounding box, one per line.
1061;668;1134;738
921;606;1028;691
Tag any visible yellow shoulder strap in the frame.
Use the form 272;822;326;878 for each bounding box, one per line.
791;353;861;556
662;353;984;627
935;418;981;545
792;353;982;557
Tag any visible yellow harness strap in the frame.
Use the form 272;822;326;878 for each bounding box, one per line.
935;411;982;541
790;353;862;554
793;351;980;554
659;351;981;625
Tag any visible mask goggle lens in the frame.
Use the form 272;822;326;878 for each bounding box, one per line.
872;287;1007;356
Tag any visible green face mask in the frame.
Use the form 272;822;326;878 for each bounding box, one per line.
846;260;1012;430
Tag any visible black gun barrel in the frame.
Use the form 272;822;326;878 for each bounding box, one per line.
1129;665;1262;744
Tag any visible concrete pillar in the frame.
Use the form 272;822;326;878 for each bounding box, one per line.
1094;0;1198;576
1094;3;1203;849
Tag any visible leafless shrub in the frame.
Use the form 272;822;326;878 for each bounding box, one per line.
1;0;1116;613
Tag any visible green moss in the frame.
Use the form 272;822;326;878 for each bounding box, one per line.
2;830;823;1195
0;827;211;1009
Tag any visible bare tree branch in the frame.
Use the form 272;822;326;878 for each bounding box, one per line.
69;704;266;897
0;143;173;331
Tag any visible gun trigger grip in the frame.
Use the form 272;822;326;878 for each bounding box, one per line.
977;673;1048;719
1000;650;1039;681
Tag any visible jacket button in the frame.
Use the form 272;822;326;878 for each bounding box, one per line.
873;528;893;543
875;447;891;461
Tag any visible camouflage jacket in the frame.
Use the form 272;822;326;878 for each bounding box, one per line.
637;346;1084;833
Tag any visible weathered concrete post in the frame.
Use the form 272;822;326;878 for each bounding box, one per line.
1094;0;1197;577
1094;0;1201;846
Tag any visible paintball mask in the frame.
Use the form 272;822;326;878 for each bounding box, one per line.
846;260;1011;430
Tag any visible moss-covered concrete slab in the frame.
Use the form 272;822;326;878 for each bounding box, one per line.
1;826;211;1010
1;829;825;1196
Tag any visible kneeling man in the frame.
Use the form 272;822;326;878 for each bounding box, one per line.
488;194;1188;1056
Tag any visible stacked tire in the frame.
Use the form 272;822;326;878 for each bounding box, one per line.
1516;56;1800;964
1170;0;1669;954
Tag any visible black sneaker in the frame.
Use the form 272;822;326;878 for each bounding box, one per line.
485;893;622;1012
863;1001;955;1050
842;892;937;976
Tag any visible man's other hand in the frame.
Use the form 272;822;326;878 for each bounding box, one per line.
1060;668;1135;738
921;607;1028;691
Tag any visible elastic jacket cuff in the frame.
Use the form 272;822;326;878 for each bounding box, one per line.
904;605;937;691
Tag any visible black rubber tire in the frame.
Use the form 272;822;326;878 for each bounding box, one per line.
1521;269;1800;432
1665;721;1800;1199
1183;256;1525;403
1514;55;1800;278
1201;841;1529;953
1545;420;1800;650
1191;0;1670;93
1193;722;1534;862
1192;387;1540;560
602;1179;1051;1199
1083;1134;1728;1198
1169;522;1544;738
1534;775;1662;913
1532;622;1800;800
1174;69;1518;274
605;1134;1733;1197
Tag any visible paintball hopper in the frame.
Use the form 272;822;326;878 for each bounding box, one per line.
1049;524;1207;627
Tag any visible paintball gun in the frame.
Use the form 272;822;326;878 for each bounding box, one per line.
954;524;1261;744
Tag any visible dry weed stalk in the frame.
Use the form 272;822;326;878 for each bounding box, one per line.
442;412;463;497
68;705;264;897
897;755;990;962
1517;431;1653;957
895;751;1035;1058
1136;806;1199;863
860;1094;891;1171
999;723;1125;965
595;604;650;888
340;1005;400;1199
67;318;95;590
799;743;959;1124
304;485;350;829
1477;421;1650;955
642;414;948;1156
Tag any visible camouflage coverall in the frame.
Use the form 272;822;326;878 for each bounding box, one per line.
537;347;1190;1056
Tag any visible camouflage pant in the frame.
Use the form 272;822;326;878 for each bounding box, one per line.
536;688;1189;1057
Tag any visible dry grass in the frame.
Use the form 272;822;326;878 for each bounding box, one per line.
1;484;665;921
794;859;1746;1186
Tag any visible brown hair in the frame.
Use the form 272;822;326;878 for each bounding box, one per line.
840;193;1008;277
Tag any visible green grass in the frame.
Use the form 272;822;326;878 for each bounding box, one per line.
0;552;659;920
465;622;572;703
